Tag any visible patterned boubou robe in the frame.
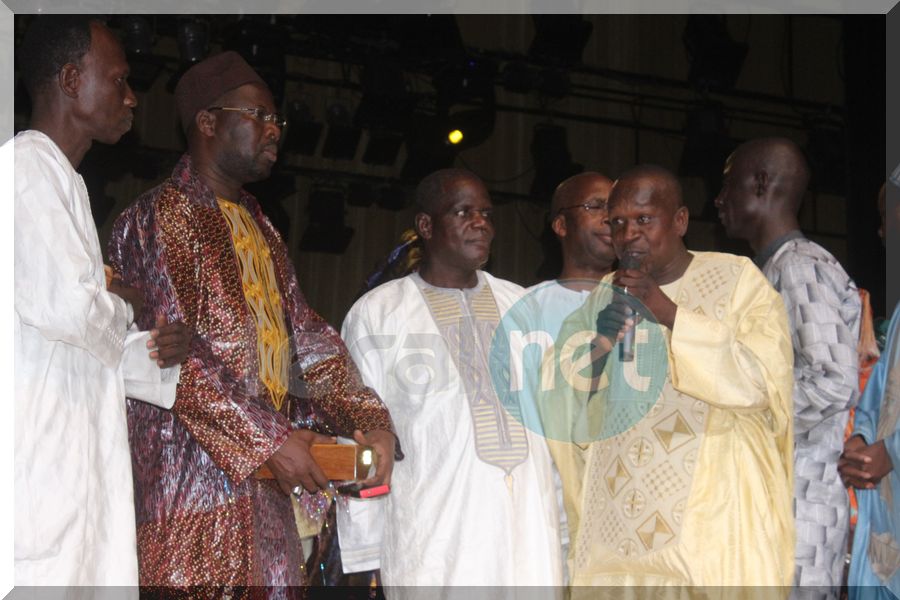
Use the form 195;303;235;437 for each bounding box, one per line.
109;154;396;592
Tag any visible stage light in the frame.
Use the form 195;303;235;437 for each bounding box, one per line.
122;16;153;56
401;115;458;181
445;108;495;150
176;17;208;66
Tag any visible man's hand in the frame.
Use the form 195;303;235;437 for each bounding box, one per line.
148;315;192;368
839;435;872;489
354;429;396;487
612;267;677;330
266;429;337;495
839;435;893;489
108;277;144;317
596;295;633;350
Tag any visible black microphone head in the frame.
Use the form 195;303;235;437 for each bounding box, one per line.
619;252;643;271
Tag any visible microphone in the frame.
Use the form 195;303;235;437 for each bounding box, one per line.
618;253;643;362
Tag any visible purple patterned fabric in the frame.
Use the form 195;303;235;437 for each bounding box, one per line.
109;154;395;589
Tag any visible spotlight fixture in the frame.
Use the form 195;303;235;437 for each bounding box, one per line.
176;17;208;66
122;15;153;56
401;115;458;181
447;129;464;145
400;108;495;182
444;108;495;150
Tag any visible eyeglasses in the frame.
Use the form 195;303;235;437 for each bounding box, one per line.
206;106;287;129
451;207;493;221
556;202;607;216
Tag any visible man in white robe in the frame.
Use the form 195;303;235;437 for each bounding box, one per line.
12;16;189;586
338;169;563;594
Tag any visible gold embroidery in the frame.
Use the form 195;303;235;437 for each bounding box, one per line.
217;198;290;411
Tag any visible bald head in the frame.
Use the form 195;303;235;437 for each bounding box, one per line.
715;137;809;248
415;168;485;214
609;165;684;214
551;171;613;215
729;137;809;215
550;171;616;279
605;164;691;283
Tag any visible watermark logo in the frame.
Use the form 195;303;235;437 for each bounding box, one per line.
488;280;669;444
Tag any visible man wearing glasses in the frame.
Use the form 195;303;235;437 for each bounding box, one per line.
520;172;617;583
108;51;398;589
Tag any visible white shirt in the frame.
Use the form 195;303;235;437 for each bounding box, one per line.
13;130;178;586
338;272;563;593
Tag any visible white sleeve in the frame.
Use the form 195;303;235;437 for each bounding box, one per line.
336;495;385;573
337;297;387;573
121;327;181;409
14;141;128;370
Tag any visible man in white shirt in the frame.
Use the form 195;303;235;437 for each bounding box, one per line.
339;169;563;595
12;15;190;586
525;171;617;580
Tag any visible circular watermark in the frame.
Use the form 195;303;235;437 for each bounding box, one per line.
488;279;669;444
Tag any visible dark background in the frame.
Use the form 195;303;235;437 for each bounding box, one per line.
13;14;888;324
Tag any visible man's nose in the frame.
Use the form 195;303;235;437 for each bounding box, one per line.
265;121;282;143
124;82;137;108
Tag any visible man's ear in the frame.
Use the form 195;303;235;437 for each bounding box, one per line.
754;170;769;197
195;110;217;137
414;212;432;240
674;205;690;237
551;214;567;239
59;64;80;98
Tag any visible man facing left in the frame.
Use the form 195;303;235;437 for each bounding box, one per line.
108;51;397;589
13;16;190;585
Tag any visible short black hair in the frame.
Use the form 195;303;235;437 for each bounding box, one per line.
18;15;102;99
415;168;483;214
